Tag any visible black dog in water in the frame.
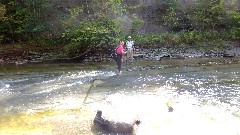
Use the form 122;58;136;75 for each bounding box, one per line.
93;110;141;134
168;106;174;112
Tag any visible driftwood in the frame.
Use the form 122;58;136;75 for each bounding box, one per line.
93;110;140;135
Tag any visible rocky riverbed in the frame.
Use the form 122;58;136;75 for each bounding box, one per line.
83;45;240;65
1;44;240;65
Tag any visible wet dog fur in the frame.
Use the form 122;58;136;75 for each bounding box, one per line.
92;110;140;134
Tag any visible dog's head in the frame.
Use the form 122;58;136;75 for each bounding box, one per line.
135;120;141;125
96;110;102;117
168;106;174;112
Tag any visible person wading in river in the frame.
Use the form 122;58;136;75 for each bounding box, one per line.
115;39;126;75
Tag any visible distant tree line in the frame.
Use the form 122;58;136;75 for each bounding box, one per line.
1;0;240;54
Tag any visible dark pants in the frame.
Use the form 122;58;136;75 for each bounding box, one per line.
116;54;122;72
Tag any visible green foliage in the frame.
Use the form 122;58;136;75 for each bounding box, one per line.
0;4;6;42
62;20;115;53
23;0;57;46
134;29;229;49
208;0;224;29
1;0;240;53
0;0;28;43
0;0;55;45
194;0;224;30
61;0;142;54
162;0;180;31
0;4;5;18
179;31;199;44
227;10;240;40
130;15;144;34
163;0;226;32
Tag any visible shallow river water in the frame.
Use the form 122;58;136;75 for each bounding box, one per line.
0;59;240;135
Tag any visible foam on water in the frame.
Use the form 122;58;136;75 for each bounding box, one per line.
92;92;240;135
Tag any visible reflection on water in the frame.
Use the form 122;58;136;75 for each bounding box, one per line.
0;60;240;135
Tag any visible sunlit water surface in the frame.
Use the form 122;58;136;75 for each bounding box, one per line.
0;60;240;135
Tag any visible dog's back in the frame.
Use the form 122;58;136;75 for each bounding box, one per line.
93;110;140;134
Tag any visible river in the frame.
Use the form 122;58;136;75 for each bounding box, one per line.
0;58;240;135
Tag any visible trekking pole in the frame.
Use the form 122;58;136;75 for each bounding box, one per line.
79;79;96;111
125;54;128;70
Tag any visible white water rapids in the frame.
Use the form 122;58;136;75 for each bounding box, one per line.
0;61;240;135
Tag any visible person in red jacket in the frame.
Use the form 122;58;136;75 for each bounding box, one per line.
115;39;126;75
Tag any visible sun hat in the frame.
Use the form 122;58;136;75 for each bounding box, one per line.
128;36;131;39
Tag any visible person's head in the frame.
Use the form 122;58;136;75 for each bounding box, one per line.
118;38;124;45
128;36;131;41
120;41;124;45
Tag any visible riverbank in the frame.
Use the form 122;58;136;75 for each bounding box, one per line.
0;44;66;64
1;43;240;65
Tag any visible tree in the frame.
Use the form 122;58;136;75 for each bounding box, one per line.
0;3;6;43
0;0;28;44
0;0;53;45
189;0;225;31
162;0;180;31
61;0;141;56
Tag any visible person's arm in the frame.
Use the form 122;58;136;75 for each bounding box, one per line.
121;49;126;54
132;41;135;50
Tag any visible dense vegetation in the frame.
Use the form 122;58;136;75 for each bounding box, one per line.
1;0;240;60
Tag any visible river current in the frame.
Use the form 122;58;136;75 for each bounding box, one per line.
0;59;240;135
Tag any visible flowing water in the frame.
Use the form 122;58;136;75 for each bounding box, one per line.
0;59;240;135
